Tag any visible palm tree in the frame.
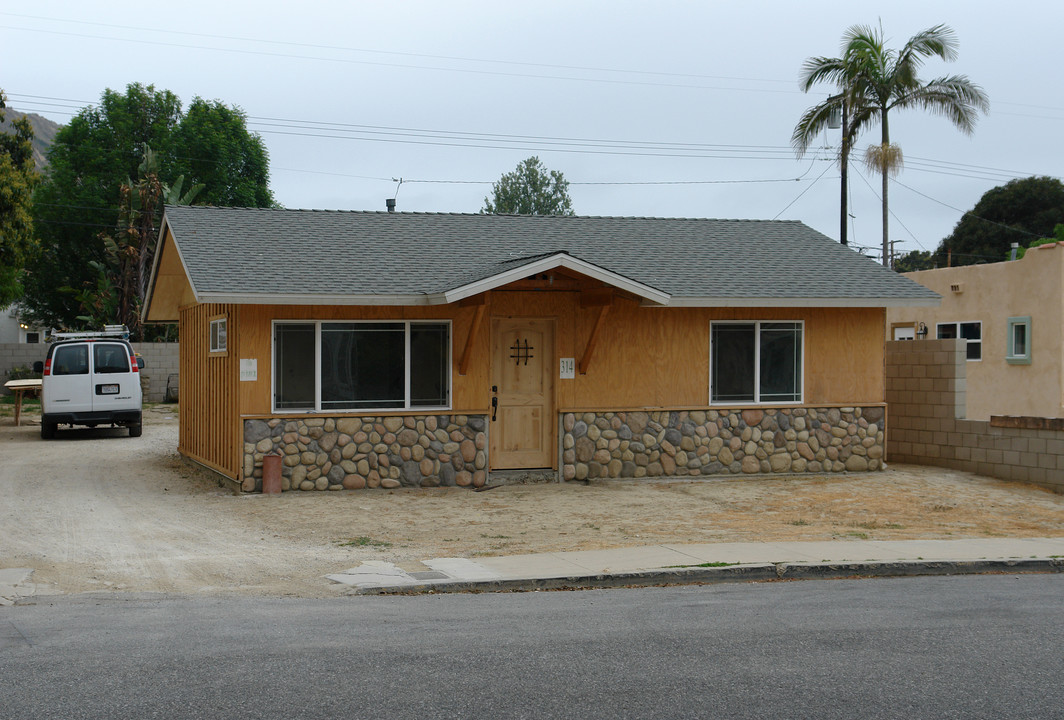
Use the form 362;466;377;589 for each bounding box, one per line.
793;24;989;266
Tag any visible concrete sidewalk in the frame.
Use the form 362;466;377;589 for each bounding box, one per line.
327;538;1064;595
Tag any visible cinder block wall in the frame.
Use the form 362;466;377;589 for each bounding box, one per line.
130;342;180;402
0;343;47;380
0;342;179;403
886;339;1064;493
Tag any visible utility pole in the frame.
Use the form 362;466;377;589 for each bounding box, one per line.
888;239;902;270
839;98;848;247
828;98;849;246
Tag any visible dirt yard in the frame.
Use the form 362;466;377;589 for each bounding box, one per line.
2;403;1064;598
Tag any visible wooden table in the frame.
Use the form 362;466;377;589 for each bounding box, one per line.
4;378;42;427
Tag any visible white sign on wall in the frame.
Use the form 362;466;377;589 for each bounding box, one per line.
240;358;258;382
559;357;575;379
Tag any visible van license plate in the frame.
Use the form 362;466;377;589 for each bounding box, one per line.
101;384;119;394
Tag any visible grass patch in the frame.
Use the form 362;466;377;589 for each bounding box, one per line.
0;395;40;406
480;533;511;539
337;536;392;548
790;519;810;526
884;523;906;530
844;531;869;540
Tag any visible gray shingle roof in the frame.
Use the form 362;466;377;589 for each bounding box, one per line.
159;205;939;306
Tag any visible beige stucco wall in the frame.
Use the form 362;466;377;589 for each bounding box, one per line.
886;243;1064;420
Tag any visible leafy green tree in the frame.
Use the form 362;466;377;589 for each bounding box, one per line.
934;177;1064;266
893;249;935;272
170;98;273;207
482;156;575;215
25;83;181;328
0;89;38;307
794;24;989;266
23;83;273;329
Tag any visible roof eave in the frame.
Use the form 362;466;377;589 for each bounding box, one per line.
655;296;942;308
197;292;445;306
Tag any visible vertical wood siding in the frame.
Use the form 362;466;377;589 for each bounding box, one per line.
229;295;884;419
179;303;240;478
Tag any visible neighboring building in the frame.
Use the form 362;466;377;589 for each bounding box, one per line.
0;306;44;344
887;242;1064;420
143;205;938;492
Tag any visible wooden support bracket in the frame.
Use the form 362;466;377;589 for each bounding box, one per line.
578;304;610;375
458;297;488;376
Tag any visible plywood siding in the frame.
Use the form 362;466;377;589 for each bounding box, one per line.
227;294;884;419
144;227;196;323
805;306;886;404
180;303;240;477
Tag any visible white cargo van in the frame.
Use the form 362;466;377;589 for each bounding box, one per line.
34;326;145;439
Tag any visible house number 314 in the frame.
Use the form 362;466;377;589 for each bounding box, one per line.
559;358;575;379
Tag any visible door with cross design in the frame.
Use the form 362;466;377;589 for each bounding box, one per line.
490;317;554;469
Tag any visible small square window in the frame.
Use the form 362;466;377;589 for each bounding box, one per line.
210;317;228;353
1006;316;1031;365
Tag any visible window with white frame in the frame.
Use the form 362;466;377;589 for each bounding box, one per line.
273;320;450;412
710;321;803;404
937;321;981;360
1006;316;1031;364
209;317;227;353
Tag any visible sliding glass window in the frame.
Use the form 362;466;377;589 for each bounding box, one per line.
711;321;803;404
274;321;450;412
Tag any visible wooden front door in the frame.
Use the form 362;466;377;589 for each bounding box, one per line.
491;317;554;469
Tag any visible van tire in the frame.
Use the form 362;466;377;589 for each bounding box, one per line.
41;422;57;439
129;423;143;438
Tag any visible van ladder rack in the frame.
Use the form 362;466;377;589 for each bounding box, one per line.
52;324;130;341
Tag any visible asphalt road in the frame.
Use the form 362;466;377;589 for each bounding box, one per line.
3;574;1063;719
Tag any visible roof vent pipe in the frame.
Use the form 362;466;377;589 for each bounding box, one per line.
386;198;396;213
1010;242;1019;261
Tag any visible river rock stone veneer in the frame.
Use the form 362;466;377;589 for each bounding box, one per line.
561;407;884;481
242;415;488;492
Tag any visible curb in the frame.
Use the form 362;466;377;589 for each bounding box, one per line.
344;558;1064;595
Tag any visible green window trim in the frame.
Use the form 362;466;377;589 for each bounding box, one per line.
1006;316;1032;365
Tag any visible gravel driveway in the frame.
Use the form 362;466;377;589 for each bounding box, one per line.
3;405;1064;598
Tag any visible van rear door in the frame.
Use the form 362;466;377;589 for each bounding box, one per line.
91;342;137;412
47;343;92;413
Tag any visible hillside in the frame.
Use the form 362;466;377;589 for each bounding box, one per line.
0;108;60;169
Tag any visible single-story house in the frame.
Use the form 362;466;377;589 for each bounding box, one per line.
887;242;1064;420
143;205;938;492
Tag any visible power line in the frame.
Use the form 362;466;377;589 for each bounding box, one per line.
890;177;1047;239
6;12;1064;121
0;22;802;96
852;167;925;252
7;91;1059;185
772;162;833;219
0;12;796;89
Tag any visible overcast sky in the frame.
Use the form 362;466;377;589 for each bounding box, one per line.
4;1;1061;263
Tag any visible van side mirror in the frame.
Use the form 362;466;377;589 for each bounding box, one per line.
32;361;43;373
137;357;145;369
